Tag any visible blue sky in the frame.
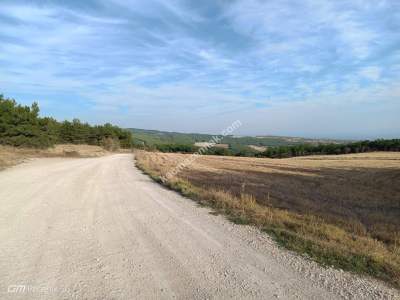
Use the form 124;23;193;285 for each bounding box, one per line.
0;0;399;138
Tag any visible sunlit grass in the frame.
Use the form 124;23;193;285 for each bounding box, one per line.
135;150;400;287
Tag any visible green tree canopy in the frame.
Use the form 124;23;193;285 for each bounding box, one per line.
0;95;133;149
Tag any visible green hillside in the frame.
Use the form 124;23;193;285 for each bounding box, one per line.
128;128;348;148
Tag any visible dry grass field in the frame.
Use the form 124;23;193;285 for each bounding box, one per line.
135;151;400;287
0;144;110;170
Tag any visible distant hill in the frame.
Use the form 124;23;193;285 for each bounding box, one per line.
127;128;348;150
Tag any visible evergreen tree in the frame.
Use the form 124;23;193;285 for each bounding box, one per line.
0;95;133;149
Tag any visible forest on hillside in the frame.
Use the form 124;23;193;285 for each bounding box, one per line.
0;95;133;149
128;128;347;148
256;140;400;158
129;128;399;158
139;139;400;158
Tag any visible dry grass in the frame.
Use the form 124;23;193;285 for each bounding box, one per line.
135;150;400;287
0;144;110;170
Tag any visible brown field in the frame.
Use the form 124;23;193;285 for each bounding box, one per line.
0;144;110;170
135;150;400;286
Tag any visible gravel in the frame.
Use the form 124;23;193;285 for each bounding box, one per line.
0;154;398;299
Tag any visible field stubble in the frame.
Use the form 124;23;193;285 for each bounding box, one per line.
135;150;400;287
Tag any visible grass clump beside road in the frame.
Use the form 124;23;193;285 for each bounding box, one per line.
134;150;400;288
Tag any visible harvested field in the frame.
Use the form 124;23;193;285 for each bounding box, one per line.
135;151;400;287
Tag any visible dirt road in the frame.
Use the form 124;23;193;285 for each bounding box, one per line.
0;154;398;299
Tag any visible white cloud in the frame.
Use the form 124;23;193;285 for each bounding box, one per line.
359;66;382;81
223;0;380;60
0;0;399;137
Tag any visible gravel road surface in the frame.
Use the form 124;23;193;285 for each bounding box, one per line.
0;154;398;299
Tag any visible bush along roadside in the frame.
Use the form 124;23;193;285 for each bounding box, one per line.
134;151;400;288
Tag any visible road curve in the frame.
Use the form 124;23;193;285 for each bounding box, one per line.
0;154;398;299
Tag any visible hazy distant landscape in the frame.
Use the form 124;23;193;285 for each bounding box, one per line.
129;127;399;158
129;128;353;156
129;127;349;148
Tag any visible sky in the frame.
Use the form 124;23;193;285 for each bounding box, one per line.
0;0;399;139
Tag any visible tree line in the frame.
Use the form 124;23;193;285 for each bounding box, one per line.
255;139;400;158
0;95;133;149
134;142;258;156
136;139;400;159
